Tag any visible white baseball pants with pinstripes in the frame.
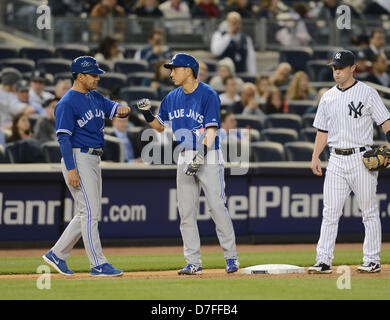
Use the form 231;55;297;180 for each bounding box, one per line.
316;150;381;266
177;149;238;267
51;150;108;268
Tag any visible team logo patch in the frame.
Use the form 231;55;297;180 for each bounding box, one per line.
348;101;364;118
335;52;341;59
81;61;92;68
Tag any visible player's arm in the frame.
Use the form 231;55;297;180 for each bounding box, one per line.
137;98;165;132
202;126;217;147
311;130;328;176
381;119;390;166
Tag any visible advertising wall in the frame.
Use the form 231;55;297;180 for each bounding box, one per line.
0;164;389;243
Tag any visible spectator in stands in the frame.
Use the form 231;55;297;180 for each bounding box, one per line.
210;11;257;75
54;79;72;99
6;113;33;143
304;87;328;114
209;57;244;92
219;76;241;108
269;62;292;87
197;61;209;84
255;75;271;105
231;82;265;118
263;87;285;114
110;116;141;162
90;0;126;42
360;29;387;62
191;0;220;17
141;59;172;99
159;0;192;34
94;35;125;70
285;71;317;101
13;80;46;115
0;68;35;129
133;0;163;17
29;71;55;111
34;98;59;144
254;0;280;18
219;109;241;142
364;53;389;88
225;0;254;18
134;29;173;71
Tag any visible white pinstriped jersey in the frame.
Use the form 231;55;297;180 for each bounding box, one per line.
313;81;390;148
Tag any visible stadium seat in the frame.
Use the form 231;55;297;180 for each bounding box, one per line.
261;128;298;144
54;72;74;83
312;46;342;60
265;114;302;131
98;72;127;92
97;60;111;72
159;86;175;99
119;86;158;104
300;127;317;142
6;139;46;163
307;60;329;82
220;136;246;163
42;141;61;163
279;47;313;73
202;58;218;72
287;100;317;116
284;141;328;161
0;58;35;73
127;72;154;86
55;44;90;60
251;141;285;162
236;73;257;84
123;45;142;59
0;145;8;163
29;114;43;134
0;46;19;59
102;135;125;162
20;47;55;62
234;114;264;132
114;59;148;74
127;126;145;158
302;113;316;128
38;58;72;74
140;141;172;165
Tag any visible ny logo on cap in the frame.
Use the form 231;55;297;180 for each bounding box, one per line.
335;53;341;59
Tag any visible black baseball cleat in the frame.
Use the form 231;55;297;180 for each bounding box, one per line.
357;262;381;273
308;262;332;274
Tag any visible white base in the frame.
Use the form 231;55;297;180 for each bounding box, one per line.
240;264;305;275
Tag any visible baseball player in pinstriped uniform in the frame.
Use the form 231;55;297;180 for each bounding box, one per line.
136;53;239;275
42;56;130;276
308;50;390;274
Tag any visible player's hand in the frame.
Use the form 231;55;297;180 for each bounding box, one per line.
68;169;80;188
116;106;130;118
184;153;204;176
311;156;322;176
137;98;151;111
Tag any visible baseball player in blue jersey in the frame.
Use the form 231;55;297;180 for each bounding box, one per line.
42;56;130;276
137;53;239;275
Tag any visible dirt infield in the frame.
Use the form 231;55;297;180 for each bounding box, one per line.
1;243;390;280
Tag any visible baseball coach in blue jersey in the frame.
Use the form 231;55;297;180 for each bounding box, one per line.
42;56;130;277
137;53;239;275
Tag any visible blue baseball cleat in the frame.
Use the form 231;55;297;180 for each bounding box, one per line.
42;250;74;276
178;264;203;275
90;263;123;277
226;259;240;273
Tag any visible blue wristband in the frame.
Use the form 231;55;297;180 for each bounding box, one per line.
386;130;390;143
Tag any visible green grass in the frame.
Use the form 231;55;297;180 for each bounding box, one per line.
0;249;389;300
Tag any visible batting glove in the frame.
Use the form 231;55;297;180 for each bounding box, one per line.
184;146;207;176
137;98;151;111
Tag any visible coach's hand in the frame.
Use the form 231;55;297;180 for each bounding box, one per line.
311;156;322;176
116;106;130;118
68;169;80;188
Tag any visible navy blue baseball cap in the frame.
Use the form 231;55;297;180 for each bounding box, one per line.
71;56;105;75
164;53;199;78
327;50;356;67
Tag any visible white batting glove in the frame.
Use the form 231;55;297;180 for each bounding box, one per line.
137;98;151;111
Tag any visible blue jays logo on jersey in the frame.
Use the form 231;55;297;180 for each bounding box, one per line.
77;109;105;128
168;108;204;124
348;101;364;118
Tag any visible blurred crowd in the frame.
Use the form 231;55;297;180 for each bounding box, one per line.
0;0;389;163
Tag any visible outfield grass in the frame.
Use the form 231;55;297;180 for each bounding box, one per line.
0;249;389;300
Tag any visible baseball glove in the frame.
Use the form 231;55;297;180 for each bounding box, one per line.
363;145;390;171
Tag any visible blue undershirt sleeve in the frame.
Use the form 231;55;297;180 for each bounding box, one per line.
58;133;75;170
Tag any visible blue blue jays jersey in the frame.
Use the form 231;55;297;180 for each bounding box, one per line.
156;82;220;150
55;90;119;148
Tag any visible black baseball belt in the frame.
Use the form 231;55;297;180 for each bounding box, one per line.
80;147;104;156
330;146;367;156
